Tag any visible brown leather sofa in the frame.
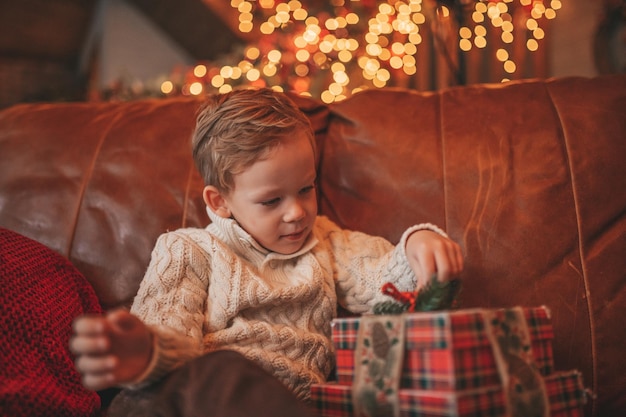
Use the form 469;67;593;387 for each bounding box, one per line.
1;75;624;416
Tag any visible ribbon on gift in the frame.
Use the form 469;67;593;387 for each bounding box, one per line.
352;314;405;417
483;307;550;417
381;282;417;311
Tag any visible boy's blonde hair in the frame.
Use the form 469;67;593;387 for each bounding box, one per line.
191;88;316;193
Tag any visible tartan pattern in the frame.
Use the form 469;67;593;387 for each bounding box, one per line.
332;307;554;390
525;307;555;375
545;371;587;417
334;349;354;384
311;371;586;417
402;343;500;390
311;383;353;417
331;317;360;350
399;386;506;417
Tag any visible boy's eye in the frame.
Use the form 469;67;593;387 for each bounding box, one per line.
260;197;281;206
300;185;315;195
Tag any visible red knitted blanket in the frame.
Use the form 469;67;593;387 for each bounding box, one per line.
0;228;103;417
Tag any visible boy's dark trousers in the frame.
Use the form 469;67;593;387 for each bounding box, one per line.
108;350;319;417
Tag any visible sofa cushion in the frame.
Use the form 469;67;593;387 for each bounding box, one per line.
0;227;102;417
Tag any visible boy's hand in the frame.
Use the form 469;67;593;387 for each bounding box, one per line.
405;230;464;288
70;309;153;391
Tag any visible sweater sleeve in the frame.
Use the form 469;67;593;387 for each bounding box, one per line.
126;231;210;387
314;217;447;315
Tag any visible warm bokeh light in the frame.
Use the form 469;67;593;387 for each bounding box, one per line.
160;80;174;95
193;65;207;78
118;0;559;100
189;82;203;95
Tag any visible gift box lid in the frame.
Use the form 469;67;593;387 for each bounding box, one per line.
331;306;553;351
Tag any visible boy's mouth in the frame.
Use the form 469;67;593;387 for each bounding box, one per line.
282;229;306;241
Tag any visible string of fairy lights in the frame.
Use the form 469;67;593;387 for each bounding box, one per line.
153;0;561;103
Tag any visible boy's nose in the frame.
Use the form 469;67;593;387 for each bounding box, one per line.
284;201;306;222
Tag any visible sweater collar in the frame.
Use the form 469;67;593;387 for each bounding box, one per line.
205;207;318;264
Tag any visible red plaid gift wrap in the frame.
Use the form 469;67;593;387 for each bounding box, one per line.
331;307;554;390
311;370;586;417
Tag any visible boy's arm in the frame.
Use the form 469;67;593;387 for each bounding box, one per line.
316;217;462;314
125;231;211;387
71;231;212;390
70;310;153;391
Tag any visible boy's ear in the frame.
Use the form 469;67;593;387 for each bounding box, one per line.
203;185;231;218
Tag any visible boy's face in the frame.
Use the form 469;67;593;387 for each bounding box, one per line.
207;131;318;255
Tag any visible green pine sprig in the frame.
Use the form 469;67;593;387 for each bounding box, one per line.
373;274;461;315
413;274;461;312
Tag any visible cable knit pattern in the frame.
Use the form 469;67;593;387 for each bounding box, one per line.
129;213;445;400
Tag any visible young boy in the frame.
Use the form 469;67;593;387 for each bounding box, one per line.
71;88;463;415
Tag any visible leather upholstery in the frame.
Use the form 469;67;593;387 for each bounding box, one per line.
1;75;624;416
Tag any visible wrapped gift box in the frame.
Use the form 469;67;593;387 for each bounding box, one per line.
332;307;554;390
311;370;586;417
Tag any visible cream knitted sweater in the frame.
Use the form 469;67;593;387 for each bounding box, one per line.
129;210;445;400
